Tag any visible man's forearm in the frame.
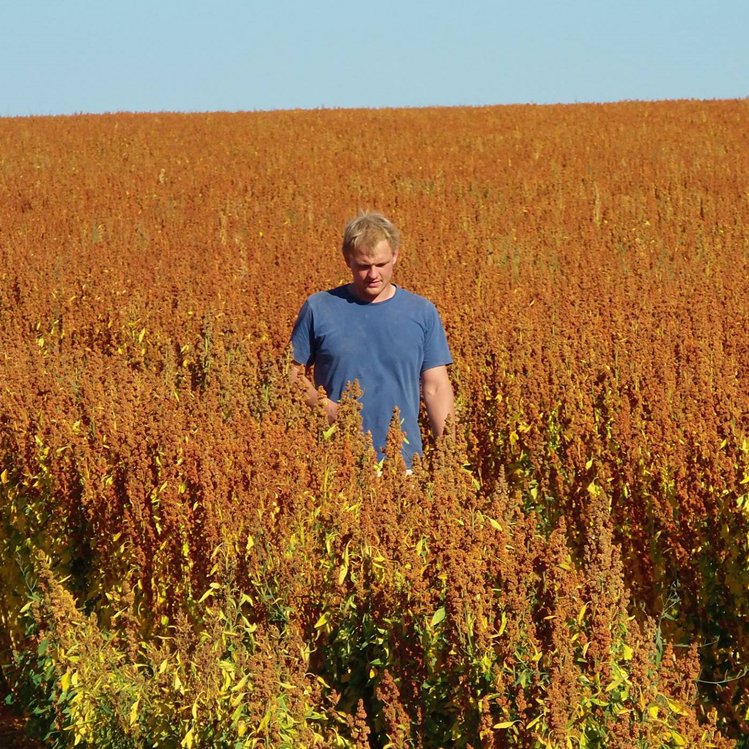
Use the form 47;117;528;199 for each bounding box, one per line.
423;386;455;437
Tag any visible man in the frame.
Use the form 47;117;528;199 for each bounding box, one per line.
290;212;454;467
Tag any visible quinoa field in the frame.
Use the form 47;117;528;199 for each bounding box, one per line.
1;99;748;747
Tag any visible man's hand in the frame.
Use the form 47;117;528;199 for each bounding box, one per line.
421;365;455;437
320;397;339;424
290;362;338;424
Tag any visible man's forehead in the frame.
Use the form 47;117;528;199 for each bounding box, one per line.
349;238;395;262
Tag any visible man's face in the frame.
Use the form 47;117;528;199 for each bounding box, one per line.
345;238;399;303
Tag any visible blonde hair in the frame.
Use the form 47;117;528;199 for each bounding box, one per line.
341;212;402;258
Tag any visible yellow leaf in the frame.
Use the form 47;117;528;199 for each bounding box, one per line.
337;563;348;585
669;730;687;746
666;698;687;716
129;699;140;727
497;611;507;636
493;720;518;729
314;612;329;629
0;469;8;484
181;728;194;749
605;677;624;693
258;709;271;733
577;603;588;625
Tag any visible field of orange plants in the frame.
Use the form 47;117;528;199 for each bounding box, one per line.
1;99;748;747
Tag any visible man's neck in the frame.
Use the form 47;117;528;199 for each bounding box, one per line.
348;282;396;304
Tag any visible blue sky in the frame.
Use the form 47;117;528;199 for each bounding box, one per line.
2;0;747;117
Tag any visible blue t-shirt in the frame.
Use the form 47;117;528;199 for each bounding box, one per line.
291;285;452;465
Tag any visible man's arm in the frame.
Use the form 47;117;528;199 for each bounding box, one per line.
421;365;455;437
290;362;338;424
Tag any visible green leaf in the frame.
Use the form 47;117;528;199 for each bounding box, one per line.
431;607;446;627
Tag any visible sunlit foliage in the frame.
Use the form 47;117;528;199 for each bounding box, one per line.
1;100;748;746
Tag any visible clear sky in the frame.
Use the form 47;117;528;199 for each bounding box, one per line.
2;0;747;117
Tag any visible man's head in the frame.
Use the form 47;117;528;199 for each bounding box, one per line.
342;213;401;303
341;212;402;260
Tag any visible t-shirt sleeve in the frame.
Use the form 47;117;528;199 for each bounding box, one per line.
421;303;452;371
290;299;315;366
